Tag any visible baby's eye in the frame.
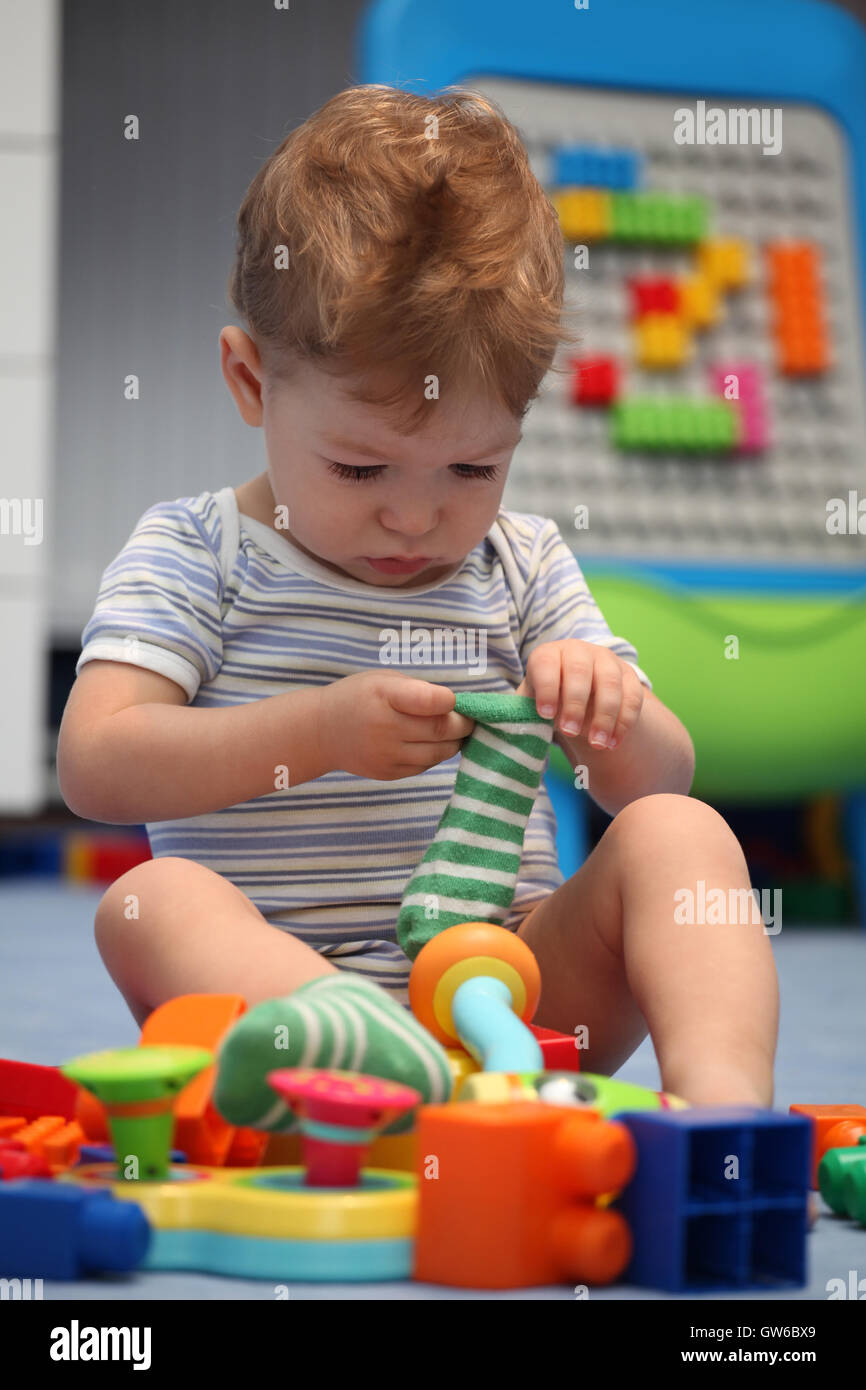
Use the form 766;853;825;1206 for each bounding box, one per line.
327;461;384;483
451;464;499;481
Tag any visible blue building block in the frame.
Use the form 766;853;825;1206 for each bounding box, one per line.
0;1180;151;1279
552;145;641;190
0;833;63;878
613;1108;810;1293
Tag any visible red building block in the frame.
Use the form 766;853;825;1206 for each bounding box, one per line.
628;276;679;319
0;1059;78;1123
570;355;619;406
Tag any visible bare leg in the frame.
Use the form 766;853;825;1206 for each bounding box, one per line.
517;793;779;1107
94;856;337;1027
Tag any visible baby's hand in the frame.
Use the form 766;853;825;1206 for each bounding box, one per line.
516;639;645;750
318;670;475;780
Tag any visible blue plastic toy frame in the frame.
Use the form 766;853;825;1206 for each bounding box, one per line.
359;0;866;596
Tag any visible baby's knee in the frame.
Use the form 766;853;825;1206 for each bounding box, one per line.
94;855;190;950
610;793;742;857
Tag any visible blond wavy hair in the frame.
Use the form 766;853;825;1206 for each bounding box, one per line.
227;84;572;429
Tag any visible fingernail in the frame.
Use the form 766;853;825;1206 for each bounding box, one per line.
539;704;556;717
562;720;580;735
590;730;609;748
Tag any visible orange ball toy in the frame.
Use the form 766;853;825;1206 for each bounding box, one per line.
409;922;541;1046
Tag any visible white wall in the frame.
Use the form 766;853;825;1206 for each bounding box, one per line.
0;0;60;811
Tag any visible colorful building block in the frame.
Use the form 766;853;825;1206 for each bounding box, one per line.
141;994;269;1167
614;1108;810;1293
612;397;739;452
765;242;831;375
0;1180;151;1279
610;192;708;244
0;1058;78;1122
790;1104;866;1188
552;146;641;190
413;1101;635;1288
698;238;750;290
628;276;680;320
634;313;691;368
678;273;721;329
0;1114;85;1172
570;355;619;406
552;188;611;241
65;832;151;883
708;361;770;452
817;1136;866;1218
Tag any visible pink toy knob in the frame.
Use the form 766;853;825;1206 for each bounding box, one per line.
267;1068;421;1187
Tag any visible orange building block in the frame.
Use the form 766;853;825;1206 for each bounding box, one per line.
790;1104;866;1188
0;1115;85;1172
140;994;268;1166
76;994;268;1166
765;242;831;376
414;1102;635;1289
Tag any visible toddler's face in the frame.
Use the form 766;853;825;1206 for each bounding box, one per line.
224;334;522;588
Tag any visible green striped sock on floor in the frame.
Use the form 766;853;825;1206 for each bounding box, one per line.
396;692;554;961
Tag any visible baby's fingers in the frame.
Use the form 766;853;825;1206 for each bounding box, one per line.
585;654;625;749
610;665;645;748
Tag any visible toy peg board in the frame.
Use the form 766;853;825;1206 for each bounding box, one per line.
468;80;866;569
361;0;866;799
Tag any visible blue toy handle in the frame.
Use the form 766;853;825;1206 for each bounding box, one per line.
451;976;544;1072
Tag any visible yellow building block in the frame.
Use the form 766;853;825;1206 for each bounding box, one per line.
678;273;721;329
697;238;750;290
552;188;612;241
634;312;692;368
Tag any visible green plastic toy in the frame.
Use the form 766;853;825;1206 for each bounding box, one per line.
61;1045;212;1181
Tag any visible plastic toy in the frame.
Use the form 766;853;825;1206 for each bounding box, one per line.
0;1180;150;1279
818;1135;866;1223
790;1103;866;1187
408;921;544;1070
414;1100;636;1288
63;1060;421;1282
458;1070;687;1115
267;1070;421;1187
570;355;619;406
61;1046;213;1181
614;1108;810;1293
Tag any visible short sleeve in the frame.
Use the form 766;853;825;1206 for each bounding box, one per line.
518;517;652;689
75;496;225;702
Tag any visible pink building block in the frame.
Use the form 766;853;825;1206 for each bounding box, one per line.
708;363;770;452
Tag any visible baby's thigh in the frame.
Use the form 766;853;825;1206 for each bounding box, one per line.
95;855;265;950
515;837;649;1074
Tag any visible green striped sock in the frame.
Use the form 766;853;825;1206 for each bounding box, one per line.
213;973;453;1134
396;692;554;961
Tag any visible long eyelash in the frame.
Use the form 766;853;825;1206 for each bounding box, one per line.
327;461;383;482
326;460;500;483
454;464;499;480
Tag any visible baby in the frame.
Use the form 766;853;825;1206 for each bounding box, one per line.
57;85;778;1127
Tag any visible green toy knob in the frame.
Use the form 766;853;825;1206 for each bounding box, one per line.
61;1045;212;1182
817;1143;866;1216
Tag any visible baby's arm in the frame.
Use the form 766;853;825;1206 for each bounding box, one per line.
554;686;695;817
57;660;332;824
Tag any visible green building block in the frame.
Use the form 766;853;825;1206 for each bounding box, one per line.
611;398;739;452
610;192;708;244
818;1137;866;1219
